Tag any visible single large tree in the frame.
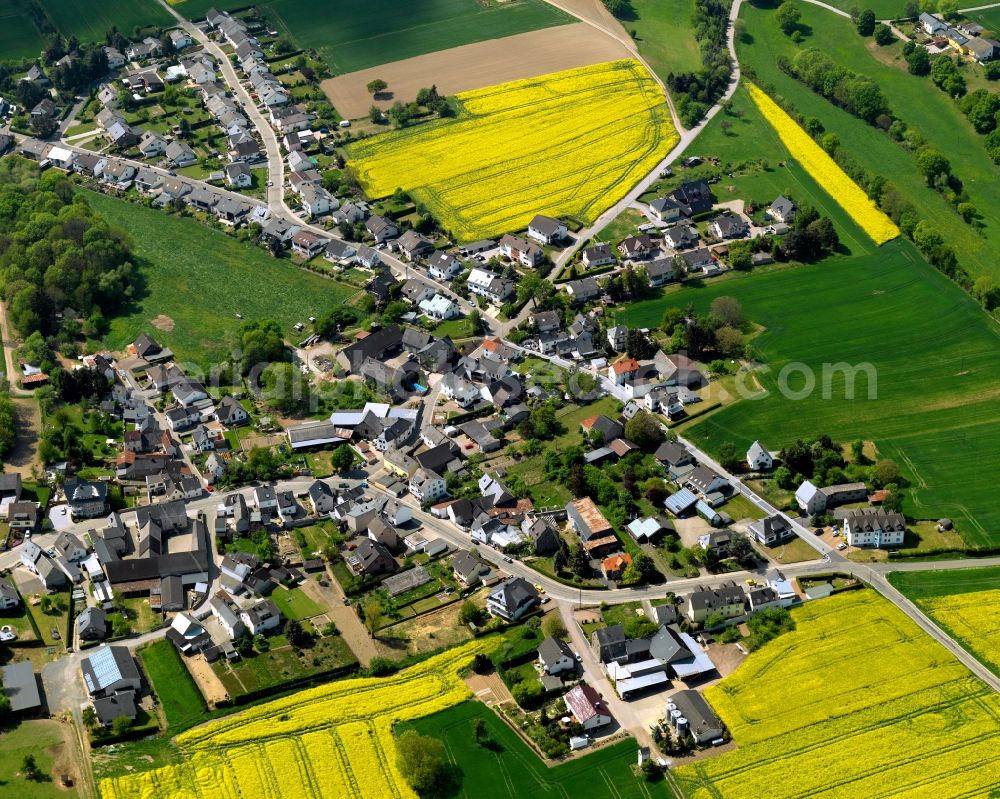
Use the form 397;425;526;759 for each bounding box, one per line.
396;731;449;795
366;78;387;96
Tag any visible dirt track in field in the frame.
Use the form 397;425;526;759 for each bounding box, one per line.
321;22;632;119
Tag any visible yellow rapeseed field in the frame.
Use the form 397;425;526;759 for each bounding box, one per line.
99;640;490;799
916;588;1000;677
747;83;900;246
674;590;1000;798
345;60;677;241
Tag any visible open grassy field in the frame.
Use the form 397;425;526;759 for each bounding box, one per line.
346;60;676;241
83;192;359;368
890;567;1000;677
620;238;1000;546
268;585;325;620
138;639;210;734
629;0;703;82
0;720;78;799
0;0;46;60
738;2;1000;281
675;589;1000;798
100;642;490;799
173;0;571;74
40;0;170;42
405;700;675;799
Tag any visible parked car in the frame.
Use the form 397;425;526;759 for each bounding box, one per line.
837;543;847;550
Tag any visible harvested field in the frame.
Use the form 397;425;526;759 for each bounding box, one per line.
322;23;631;119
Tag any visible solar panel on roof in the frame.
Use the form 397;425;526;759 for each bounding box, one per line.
86;647;123;692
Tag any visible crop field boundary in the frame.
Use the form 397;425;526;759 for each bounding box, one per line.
322;23;632;119
674;590;1000;799
345;59;677;241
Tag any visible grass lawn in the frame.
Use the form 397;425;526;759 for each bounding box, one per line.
173;0;572;73
721;493;765;522
629;0;703;83
0;1;46;60
620;236;1000;547
756;535;821;565
595;207;647;244
296;522;337;556
269;585;326;620
404;701;676;799
138;640;209;734
0;719;77;798
122;596;161;633
211;633;356;697
84;191;360;367
738;2;1000;282
25;590;72;648
39;0;171;42
601;600;644;629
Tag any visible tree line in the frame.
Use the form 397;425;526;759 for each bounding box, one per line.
666;0;734;127
0;160;139;340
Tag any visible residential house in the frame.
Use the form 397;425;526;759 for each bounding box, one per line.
77;607;108;640
165;141;197;167
709;213;748;240
81;646;141;696
300;184;336;219
768;196;797;223
591;624;627;663
664;224;699;250
419;294;460;321
486;577;540;621
602;553;632;581
919;12;947;35
427;251;463;280
618;234;655;261
64;477;109;518
366;214;398;243
527;214;567;244
440;372;480;408
538;637;576;675
563;277;602;303
748;515;794;547
649;196;684;223
0;578;19;611
844;508;906;548
499;234;542;267
795;481;868;514
307;480;336;515
240;599;281;635
582;243;616;268
104;47;126;69
291;230;326;258
225;161;252;188
138;130;167;158
210;594;245;639
746;440;772;471
687;582;745;624
686;467;730;499
409;468;447;504
669;180;714;215
54;532;87;562
347;539;396;575
451;549;492;587
7;501;38;533
102;159;136;185
522;517;560;555
609;357;640;386
564;684;611;730
467;268;514;304
396;230;434;262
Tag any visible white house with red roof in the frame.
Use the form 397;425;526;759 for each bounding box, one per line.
564;684;612;731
